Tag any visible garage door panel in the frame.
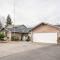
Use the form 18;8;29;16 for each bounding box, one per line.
33;33;57;43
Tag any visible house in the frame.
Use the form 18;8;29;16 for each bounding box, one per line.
6;25;31;41
0;22;60;44
31;22;60;44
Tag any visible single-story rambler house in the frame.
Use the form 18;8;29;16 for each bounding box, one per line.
30;23;60;44
6;25;31;41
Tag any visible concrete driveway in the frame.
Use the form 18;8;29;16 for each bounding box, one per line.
0;42;50;57
0;43;60;60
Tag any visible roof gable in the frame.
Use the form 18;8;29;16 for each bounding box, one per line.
32;22;60;31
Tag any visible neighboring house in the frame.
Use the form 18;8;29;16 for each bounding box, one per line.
31;23;60;44
6;25;31;41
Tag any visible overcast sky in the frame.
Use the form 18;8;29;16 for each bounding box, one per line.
0;0;60;27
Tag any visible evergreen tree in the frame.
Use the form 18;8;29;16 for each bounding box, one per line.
6;15;12;27
0;21;2;29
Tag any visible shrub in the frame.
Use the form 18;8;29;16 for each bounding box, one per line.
58;37;60;42
0;32;5;41
26;36;30;42
11;35;19;41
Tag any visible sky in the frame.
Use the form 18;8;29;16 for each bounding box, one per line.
0;0;60;27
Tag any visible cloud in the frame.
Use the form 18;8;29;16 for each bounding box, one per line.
0;0;60;27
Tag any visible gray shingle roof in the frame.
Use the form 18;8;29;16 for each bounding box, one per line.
54;25;60;28
7;25;31;33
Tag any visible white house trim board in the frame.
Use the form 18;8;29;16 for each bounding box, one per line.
33;33;57;43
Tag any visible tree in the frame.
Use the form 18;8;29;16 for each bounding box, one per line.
0;21;2;29
0;32;5;41
6;15;12;27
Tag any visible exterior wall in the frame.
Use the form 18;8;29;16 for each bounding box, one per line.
11;32;21;40
7;32;30;41
28;32;33;42
32;25;59;33
31;25;60;44
7;31;11;41
22;33;29;41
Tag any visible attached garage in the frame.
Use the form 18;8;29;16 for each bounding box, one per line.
33;33;57;43
32;23;60;44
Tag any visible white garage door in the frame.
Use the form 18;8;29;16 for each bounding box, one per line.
33;33;57;43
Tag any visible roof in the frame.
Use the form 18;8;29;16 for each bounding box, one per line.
6;25;14;29
0;27;9;32
7;25;31;33
32;22;60;31
54;25;60;28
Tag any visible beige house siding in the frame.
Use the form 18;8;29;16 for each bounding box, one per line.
32;25;60;33
7;32;22;41
31;25;60;43
11;32;21;40
32;25;60;38
7;31;11;41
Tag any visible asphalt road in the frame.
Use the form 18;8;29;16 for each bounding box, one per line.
0;45;60;60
